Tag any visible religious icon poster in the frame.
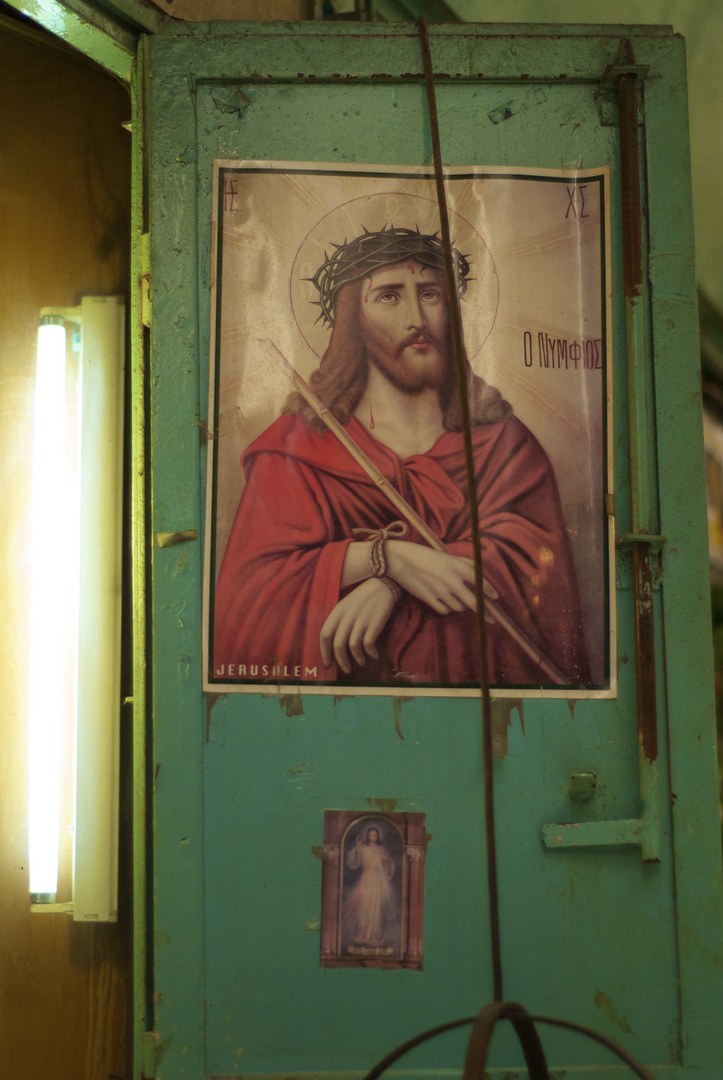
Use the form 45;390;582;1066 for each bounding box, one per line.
319;810;426;970
202;161;614;699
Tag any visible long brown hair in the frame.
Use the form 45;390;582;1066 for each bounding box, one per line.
282;280;511;434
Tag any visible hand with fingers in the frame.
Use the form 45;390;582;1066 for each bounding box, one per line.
320;577;397;675
385;540;497;620
321;541;498;673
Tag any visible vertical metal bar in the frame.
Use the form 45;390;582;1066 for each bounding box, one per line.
418;15;503;1002
617;41;659;769
615;40;661;866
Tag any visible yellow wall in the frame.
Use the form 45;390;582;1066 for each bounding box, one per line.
0;15;130;1078
450;0;723;312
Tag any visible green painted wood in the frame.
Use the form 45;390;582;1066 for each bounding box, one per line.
140;21;675;87
131;38;151;1080
643;37;723;1071
146;36;207;1080
4;0;137;80
140;22;723;1080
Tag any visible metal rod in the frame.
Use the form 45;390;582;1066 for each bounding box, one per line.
418;14;503;1003
617;38;658;763
363;1010;657;1080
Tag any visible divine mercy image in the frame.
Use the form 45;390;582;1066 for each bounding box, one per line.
203;162;612;697
340;818;403;959
319;810;425;969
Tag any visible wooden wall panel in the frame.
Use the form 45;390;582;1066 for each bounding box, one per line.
0;14;130;1080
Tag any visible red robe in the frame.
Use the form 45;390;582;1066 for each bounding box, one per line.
213;414;589;688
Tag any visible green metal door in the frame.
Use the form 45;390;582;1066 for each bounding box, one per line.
140;22;723;1080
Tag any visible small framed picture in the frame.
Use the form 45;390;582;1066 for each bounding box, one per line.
320;810;427;969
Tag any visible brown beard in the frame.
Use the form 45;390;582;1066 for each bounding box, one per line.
366;329;447;395
281;280;512;432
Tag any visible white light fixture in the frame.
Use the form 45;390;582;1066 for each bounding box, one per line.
29;297;125;921
28;315;72;902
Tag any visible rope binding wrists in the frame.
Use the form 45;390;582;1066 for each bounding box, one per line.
352;520;409;579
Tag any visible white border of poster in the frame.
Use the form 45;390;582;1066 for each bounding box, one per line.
202;161;615;699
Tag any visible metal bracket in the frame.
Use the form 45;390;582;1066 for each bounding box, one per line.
569;771;596;802
154;529;198;548
30;900;74;914
541;815;658;862
597;51;648;127
616;532;666;549
542;749;661;863
600;61;650;84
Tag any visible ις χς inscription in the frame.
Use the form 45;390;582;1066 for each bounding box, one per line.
565;184;590;219
524;331;603;371
224;175;239;212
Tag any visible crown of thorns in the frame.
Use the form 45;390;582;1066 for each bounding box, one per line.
307;225;471;327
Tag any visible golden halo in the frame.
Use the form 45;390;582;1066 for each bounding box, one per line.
290;191;499;369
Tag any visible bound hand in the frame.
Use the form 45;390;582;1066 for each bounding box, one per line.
385;540;497;620
320;577;396;674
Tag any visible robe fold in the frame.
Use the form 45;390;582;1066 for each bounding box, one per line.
213;413;589;687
